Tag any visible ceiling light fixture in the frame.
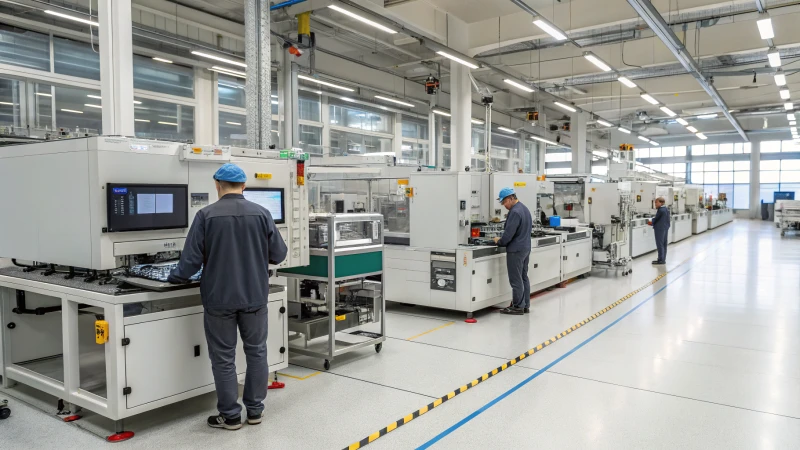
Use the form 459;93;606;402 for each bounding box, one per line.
775;71;787;87
638;135;650;142
618;76;637;88
45;10;98;26
61;109;83;114
649;140;660;146
209;67;246;78
676;118;689;126
686;126;698;133
498;127;518;133
530;134;558;146
757;17;775;40
660;106;677;117
374;95;415;108
298;74;355;92
84;104;102;109
436;51;479;69
35;92;52;97
697;113;718;119
618;127;631;134
791;120;797;126
192;51;246;68
641;94;659;105
432;109;451;117
87;94;101;99
554;101;577;112
133;100;142;105
153;57;173;64
781;89;791;100
788;113;796;121
584;52;612;72
328;4;397;34
134;119;150;123
226;121;242;126
786;102;794;111
596;119;613;127
533;19;567;41
471;119;484;125
696;132;708;140
504;79;535;93
158;121;178;126
768;48;781;68
0;101;16;106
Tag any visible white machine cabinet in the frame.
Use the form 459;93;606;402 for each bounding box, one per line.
692;210;709;234
630;218;657;257
672;214;693;242
560;230;593;281
529;235;562;292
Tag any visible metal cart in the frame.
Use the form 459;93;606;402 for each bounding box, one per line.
278;213;386;370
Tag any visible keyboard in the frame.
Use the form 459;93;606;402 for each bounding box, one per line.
129;261;202;282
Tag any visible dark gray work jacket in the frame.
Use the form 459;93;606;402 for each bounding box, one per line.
169;193;288;309
652;206;671;233
497;201;533;253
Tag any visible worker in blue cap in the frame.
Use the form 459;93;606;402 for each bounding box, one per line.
169;162;287;430
493;187;533;315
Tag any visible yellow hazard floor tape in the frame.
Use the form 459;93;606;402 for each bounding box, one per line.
343;272;669;450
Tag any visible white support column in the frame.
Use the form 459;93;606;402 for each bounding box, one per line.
428;103;436;167
570;111;588;174
448;16;471;172
281;51;298;149
393;112;403;161
537;142;546;175
98;0;134;136
750;139;761;219
245;0;271;149
195;67;214;145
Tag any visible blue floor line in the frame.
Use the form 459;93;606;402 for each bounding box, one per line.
416;264;696;450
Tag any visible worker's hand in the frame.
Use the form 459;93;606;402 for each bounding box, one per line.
493;237;500;244
647;221;653;226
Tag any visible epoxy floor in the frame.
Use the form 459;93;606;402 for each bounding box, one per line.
3;220;800;449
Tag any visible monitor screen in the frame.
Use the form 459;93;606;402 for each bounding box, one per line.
243;188;285;224
107;184;189;232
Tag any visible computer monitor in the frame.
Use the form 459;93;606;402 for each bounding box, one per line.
243;188;285;224
106;184;189;232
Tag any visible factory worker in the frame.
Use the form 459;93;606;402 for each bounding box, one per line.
493;187;533;316
649;196;670;265
169;163;287;430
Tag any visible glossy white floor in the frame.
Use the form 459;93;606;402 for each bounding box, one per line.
3;220;800;449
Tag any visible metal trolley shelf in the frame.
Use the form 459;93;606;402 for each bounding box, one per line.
278;213;386;370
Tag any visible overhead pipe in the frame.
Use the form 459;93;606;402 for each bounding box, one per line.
270;0;308;11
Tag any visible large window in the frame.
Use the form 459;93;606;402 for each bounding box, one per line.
219;111;246;146
400;115;429;165
545;148;572;175
0;26;50;71
54;36;100;81
759;144;800;202
133;55;194;98
218;74;246;108
132;97;194;141
329;100;392;133
691;160;750;209
54;85;102;133
0;77;22;129
330;129;391;156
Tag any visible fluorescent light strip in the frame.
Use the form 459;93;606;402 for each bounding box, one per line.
153;57;173;64
757;17;775;40
35;92;52;97
638;135;650;142
0;102;16;106
134;119;150;123
786;103;794;111
158;121;178;126
436;51;479;70
298;74;354;92
61;109;83;114
192;51;246;68
649;140;659;146
781;89;791;100
641;94;659;105
432;109;451;117
133;100;142;105
617;76;637;88
792;127;798;133
618;127;631;134
791;121;797;126
788;113;795;121
498;127;517;133
596;119;613;127
660;106;676;117
676;118;689;126
471;119;484;125
768;49;781;68
45;10;98;26
696;132;708;140
226;121;242;126
775;72;787;87
697;113;717;119
504;79;535;93
533;19;567;41
584;53;612;72
554;101;577;112
328;5;397;34
374;95;415;108
212;66;246;77
271;100;279;105
210;68;246;79
686;126;698;133
530;135;558;146
87;94;101;99
84;104;102;109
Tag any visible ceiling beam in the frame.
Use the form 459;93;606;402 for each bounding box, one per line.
626;0;749;142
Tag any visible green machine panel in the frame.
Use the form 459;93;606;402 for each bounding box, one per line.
279;251;383;279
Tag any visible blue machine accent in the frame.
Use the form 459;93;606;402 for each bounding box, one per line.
270;0;307;10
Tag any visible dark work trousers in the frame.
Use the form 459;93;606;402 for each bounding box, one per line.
507;251;531;309
204;305;269;419
655;227;669;263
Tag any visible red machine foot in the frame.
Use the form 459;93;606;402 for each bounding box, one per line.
62;414;81;422
464;318;478;324
107;431;135;442
268;381;286;390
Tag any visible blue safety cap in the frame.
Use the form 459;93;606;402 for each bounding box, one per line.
497;187;516;202
213;163;247;183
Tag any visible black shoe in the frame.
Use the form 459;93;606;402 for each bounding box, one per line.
651;260;660;264
500;307;524;316
247;412;264;425
653;261;666;265
523;308;530;314
207;415;242;430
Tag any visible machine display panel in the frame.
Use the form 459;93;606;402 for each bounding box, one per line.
243;188;286;224
107;184;189;232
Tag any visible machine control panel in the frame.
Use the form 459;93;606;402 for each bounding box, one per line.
430;252;457;292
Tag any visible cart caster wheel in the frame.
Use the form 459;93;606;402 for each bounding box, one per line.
0;406;11;420
323;360;331;371
375;343;382;353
